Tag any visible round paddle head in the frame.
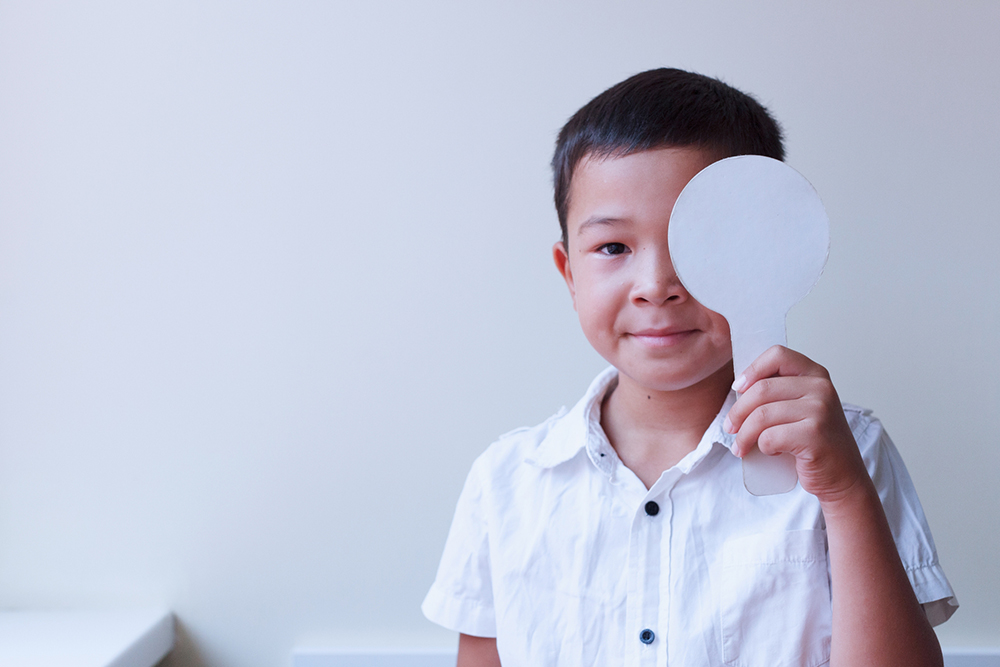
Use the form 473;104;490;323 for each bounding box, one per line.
668;155;829;495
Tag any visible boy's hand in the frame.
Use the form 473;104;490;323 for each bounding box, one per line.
723;345;869;505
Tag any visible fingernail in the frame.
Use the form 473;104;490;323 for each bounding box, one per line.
723;415;733;433
732;374;747;393
729;441;740;457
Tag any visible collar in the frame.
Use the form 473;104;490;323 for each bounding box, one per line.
526;367;738;476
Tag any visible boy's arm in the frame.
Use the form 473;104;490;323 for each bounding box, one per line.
725;346;943;667
822;471;942;666
457;634;501;667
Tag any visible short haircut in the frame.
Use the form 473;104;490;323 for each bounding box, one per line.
552;68;785;246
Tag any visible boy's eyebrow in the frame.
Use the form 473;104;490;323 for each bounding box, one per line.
577;216;625;234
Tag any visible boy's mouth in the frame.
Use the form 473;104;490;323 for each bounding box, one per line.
629;328;698;347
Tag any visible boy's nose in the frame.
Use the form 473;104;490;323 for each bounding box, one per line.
630;251;688;306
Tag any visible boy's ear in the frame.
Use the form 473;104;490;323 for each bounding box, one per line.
552;241;577;310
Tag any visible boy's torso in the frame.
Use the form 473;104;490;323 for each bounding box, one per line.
423;367;954;667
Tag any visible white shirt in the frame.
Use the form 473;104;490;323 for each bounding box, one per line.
423;367;957;667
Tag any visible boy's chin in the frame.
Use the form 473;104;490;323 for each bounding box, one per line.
615;359;735;395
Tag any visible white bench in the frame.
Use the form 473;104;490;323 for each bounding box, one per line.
0;609;173;667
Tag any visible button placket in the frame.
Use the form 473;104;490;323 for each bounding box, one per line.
643;481;675;664
626;494;665;664
660;493;674;664
638;503;660;650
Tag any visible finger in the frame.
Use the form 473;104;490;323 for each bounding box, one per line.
732;345;830;394
730;398;818;457
725;375;828;436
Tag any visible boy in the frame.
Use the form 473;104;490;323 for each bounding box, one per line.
423;69;956;666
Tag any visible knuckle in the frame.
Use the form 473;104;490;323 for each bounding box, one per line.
814;378;834;398
755;403;771;425
751;378;765;399
758;427;778;454
758;377;776;399
803;419;824;441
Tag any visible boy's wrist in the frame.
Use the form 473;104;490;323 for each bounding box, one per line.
817;474;881;523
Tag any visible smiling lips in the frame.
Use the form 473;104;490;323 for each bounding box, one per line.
629;328;698;347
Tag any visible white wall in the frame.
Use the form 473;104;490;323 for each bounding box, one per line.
0;1;996;665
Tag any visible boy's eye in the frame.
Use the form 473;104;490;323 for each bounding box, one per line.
598;242;628;256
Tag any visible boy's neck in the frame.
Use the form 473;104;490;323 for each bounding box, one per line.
600;363;733;489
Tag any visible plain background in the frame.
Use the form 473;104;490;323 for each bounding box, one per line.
1;1;997;665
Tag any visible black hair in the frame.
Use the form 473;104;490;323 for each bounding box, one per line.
552;68;785;246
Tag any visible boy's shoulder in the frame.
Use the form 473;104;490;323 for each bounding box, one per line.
457;404;579;512
840;402;883;450
475;404;572;470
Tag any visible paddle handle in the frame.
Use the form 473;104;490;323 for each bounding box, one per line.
731;317;799;496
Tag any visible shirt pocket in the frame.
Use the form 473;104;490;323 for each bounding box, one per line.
720;529;832;667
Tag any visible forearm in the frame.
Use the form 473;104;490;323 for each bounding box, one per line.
822;479;942;667
457;634;501;667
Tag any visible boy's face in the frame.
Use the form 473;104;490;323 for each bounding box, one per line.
553;147;734;394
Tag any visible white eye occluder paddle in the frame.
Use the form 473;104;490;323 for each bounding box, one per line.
668;155;830;496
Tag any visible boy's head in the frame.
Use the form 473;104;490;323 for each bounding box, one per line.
552;68;785;248
551;70;786;395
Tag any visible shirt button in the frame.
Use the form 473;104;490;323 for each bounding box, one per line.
644;501;659;516
639;628;655;644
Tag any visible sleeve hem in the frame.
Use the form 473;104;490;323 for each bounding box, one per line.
421;584;497;638
907;563;959;627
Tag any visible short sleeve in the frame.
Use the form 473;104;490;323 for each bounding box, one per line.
421;454;497;637
854;413;959;626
